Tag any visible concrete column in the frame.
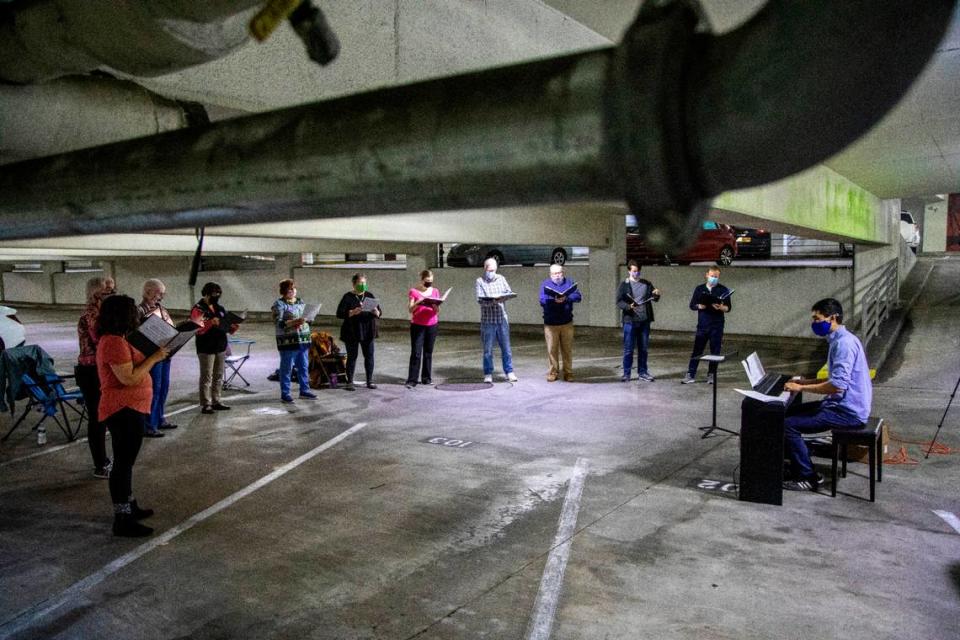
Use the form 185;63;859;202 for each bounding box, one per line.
587;213;626;328
923;200;948;252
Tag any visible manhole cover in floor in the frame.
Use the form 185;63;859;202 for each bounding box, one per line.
435;381;494;391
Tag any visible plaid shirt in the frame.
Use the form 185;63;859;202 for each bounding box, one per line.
475;274;512;324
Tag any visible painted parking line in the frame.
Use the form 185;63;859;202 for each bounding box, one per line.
933;510;960;535
525;457;589;640
0;421;368;640
0;393;260;468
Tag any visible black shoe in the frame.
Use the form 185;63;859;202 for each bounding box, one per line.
420;380;433;386
620;375;630;382
158;422;178;430
783;473;823;492
201;406;216;414
113;513;154;537
344;383;356;391
405;381;416;389
143;429;165;438
366;382;378;390
211;403;231;411
130;499;155;520
267;372;280;382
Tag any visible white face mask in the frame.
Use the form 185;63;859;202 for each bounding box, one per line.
484;270;497;281
550;275;563;284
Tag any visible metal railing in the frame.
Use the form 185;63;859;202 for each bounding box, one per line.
859;259;899;347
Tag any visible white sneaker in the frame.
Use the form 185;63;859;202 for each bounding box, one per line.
36;429;47;446
483;375;493;383
507;372;519;382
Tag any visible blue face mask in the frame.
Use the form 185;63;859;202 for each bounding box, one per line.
707;276;718;286
484;271;497;281
811;319;832;337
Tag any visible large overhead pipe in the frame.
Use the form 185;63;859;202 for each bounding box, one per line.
0;0;954;247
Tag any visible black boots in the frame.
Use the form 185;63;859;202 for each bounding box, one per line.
112;500;155;537
130;499;154;520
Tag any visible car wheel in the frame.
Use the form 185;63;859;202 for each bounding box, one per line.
675;260;691;266
551;248;568;265
487;251;504;267
717;246;734;266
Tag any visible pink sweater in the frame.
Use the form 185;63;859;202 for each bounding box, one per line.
409;287;440;326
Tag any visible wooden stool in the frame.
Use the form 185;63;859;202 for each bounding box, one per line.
831;417;883;502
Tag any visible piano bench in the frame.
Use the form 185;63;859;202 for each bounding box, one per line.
830;417;883;502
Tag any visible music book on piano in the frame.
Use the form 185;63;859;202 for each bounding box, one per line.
127;315;199;358
417;288;453;305
699;288;734;306
734;388;791;404
544;282;578;298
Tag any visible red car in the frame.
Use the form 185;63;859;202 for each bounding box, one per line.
626;218;738;266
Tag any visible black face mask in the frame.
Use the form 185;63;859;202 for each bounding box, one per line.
209;295;221;304
423;280;433;287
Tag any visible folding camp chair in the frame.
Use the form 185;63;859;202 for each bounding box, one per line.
2;372;86;444
223;338;255;389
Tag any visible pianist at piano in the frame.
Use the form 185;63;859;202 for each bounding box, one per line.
781;298;873;492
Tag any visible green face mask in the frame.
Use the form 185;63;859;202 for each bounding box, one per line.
356;282;368;293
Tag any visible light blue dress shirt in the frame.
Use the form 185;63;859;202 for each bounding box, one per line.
823;325;872;423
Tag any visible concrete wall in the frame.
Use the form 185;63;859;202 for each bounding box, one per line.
1;271;54;304
923;200;948;252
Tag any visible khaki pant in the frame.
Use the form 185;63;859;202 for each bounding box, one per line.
198;351;225;407
544;322;574;379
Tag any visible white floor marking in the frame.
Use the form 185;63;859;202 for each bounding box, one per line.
0;421;368;640
933;510;960;535
163;392;255;418
525;457;589;640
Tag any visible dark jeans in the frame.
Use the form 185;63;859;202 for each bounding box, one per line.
622;321;651;377
75;364;108;469
104;408;146;505
346;339;375;384
687;325;723;376
784;400;864;479
407;324;438;384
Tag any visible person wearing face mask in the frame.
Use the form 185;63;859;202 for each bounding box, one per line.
539;263;582;382
272;279;316;403
405;270;441;388
780;298;872;491
76;276;116;478
616;260;661;382
336;273;382;390
475;258;518;383
682;267;732;384
136;279;175;437
190;282;240;414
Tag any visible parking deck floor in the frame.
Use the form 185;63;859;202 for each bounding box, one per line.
1;258;958;639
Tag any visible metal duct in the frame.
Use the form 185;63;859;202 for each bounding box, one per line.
0;0;954;246
0;76;190;164
0;0;265;83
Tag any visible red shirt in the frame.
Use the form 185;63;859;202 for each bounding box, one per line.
96;334;152;420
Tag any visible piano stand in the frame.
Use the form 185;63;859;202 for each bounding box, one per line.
698;352;738;439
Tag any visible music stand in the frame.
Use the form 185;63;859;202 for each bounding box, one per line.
698;352;738;439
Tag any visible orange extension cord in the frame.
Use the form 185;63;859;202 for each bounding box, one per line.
885;429;957;464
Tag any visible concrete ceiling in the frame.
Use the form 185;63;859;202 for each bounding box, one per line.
0;0;957;258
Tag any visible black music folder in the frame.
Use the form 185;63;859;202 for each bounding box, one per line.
224;310;247;325
479;292;517;301
544;282;578;298
699;289;734;306
417;287;453;305
127;315;199;357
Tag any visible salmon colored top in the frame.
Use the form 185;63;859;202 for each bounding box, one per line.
97;335;152;419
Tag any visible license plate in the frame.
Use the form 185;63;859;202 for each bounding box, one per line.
738;237;752;243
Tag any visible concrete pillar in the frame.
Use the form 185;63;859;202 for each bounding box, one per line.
587;213;626;328
923;200;948;252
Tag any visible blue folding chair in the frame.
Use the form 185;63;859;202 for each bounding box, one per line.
2;373;86;443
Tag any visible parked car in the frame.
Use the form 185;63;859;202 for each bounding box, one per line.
626;218;738;266
0;305;26;351
900;210;920;252
732;226;772;258
445;243;580;267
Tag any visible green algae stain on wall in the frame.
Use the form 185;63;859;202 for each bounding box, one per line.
713;165;883;242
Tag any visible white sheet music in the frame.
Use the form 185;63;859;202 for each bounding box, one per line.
734;388;791;404
302;303;322;320
741;352;765;387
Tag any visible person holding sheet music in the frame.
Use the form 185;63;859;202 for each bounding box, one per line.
272;279;317;403
682;267;732;384
475;258;518;383
136;279;176;437
405;269;442;388
336;273;382;390
780;298;872;491
616;260;661;382
76;276;115;478
190;282;239;415
539;264;582;382
97;294;168;537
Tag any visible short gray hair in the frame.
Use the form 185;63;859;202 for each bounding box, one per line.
85;276;106;303
142;278;165;297
483;258;498;270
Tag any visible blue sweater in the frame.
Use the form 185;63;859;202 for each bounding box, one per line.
538;277;582;325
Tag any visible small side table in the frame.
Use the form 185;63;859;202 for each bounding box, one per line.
698;352;738;439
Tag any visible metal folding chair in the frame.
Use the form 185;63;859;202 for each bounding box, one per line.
2;372;86;443
223;338;255;389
